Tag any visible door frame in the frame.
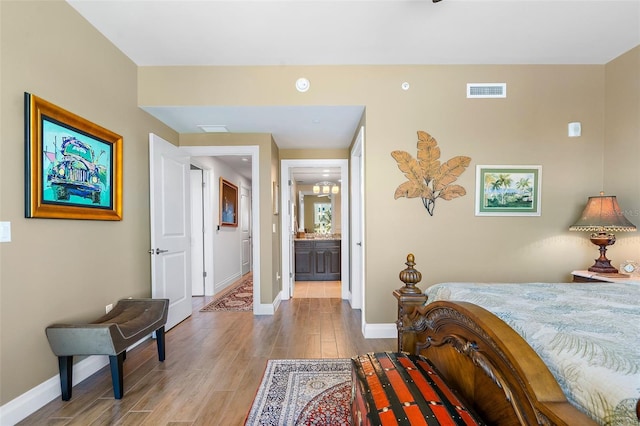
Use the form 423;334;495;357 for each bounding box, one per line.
350;127;365;325
240;184;252;275
189;167;205;296
180;145;261;314
280;159;349;301
189;157;215;295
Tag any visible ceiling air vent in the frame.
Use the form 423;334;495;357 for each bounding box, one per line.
467;83;506;99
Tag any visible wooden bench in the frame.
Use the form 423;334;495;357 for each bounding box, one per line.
45;298;169;400
351;352;483;425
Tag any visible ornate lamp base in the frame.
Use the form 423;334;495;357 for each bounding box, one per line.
588;232;618;274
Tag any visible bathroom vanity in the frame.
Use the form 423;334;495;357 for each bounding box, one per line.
294;237;341;281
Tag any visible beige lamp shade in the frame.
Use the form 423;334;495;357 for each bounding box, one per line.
569;195;636;232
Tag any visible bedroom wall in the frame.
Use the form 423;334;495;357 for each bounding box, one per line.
603;46;640;265
0;1;177;406
1;0;637;416
138;64;621;325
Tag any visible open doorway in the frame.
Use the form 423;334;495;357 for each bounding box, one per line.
180;145;264;314
280;159;350;302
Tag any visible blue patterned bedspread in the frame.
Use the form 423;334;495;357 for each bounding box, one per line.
425;281;640;425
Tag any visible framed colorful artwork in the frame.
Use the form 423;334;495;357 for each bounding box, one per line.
220;177;238;226
24;93;123;220
475;165;541;216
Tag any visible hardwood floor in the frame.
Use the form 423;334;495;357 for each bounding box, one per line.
19;295;396;425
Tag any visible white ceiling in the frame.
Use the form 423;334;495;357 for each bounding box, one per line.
68;0;639;180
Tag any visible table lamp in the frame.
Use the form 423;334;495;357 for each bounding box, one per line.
569;194;636;273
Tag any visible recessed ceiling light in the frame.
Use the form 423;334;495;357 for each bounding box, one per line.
197;125;229;133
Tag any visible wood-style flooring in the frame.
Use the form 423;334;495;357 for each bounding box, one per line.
19;284;396;425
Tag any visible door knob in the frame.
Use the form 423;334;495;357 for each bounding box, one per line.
155;248;169;254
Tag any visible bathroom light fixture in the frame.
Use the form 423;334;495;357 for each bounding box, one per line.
313;181;339;195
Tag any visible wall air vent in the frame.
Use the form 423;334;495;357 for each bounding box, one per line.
467;83;506;98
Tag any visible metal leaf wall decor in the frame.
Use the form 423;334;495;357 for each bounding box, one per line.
392;131;471;216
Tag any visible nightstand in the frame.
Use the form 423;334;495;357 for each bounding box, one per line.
571;270;640;284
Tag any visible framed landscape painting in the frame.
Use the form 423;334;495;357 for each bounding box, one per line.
220;177;238;227
24;93;123;220
475;165;541;216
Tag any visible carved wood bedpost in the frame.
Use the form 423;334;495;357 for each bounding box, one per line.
393;253;427;353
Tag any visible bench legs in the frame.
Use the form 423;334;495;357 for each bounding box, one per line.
156;326;166;361
56;328;166;401
58;356;74;401
109;352;126;399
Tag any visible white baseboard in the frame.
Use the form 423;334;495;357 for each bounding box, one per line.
254;290;281;315
363;322;397;339
0;337;150;426
0;354;107;426
213;272;242;295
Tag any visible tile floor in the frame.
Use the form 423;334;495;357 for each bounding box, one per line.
292;280;341;298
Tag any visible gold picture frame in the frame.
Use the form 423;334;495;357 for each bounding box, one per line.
220;177;238;227
24;93;123;220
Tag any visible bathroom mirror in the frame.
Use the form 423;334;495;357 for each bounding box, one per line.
299;192;337;234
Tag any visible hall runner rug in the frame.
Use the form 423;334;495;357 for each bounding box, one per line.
200;273;253;312
244;358;352;425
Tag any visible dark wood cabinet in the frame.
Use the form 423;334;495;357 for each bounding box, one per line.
294;241;314;281
295;239;341;281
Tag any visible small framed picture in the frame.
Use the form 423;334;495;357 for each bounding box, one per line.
24;93;123;220
475;165;541;216
220;177;238;227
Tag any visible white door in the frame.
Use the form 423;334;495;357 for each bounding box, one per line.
149;133;192;330
190;169;205;296
287;179;295;297
241;185;251;275
350;127;365;311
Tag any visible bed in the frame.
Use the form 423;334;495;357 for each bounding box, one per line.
394;255;640;426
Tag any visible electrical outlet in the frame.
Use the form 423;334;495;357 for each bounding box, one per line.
105;304;113;314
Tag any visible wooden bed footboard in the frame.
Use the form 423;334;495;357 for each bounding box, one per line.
397;299;597;425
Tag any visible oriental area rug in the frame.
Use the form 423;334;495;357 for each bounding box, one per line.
244;358;352;425
200;273;253;312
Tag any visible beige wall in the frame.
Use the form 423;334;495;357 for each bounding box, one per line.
2;0;639;411
0;1;178;404
139;63;629;323
280;149;349;160
603;46;640;266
